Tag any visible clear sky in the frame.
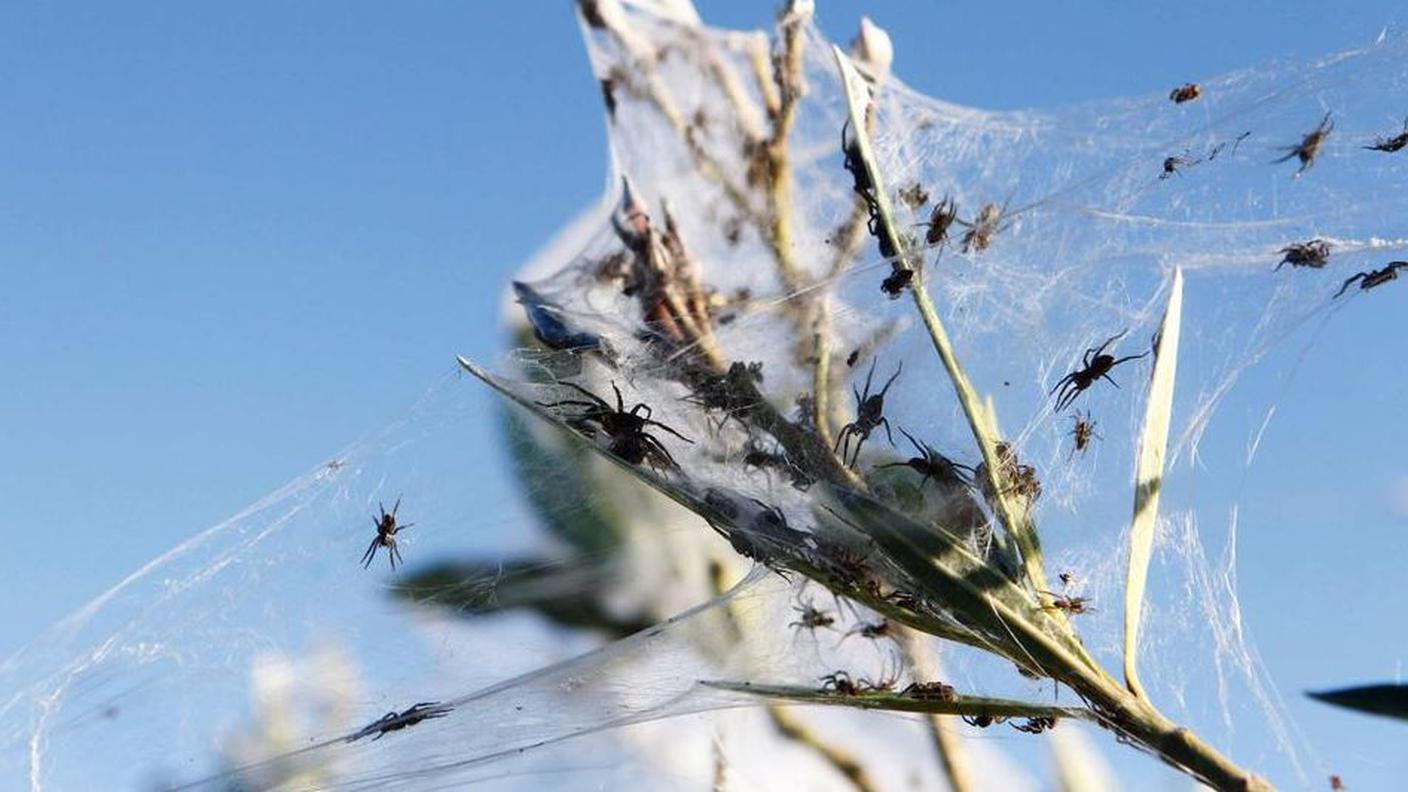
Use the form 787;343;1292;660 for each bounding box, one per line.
3;0;1406;787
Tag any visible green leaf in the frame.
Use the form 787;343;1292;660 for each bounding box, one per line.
1123;268;1183;700
1308;684;1408;722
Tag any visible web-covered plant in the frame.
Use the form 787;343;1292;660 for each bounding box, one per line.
4;1;1408;790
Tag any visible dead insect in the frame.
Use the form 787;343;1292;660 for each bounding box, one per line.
1069;411;1100;456
843;620;892;643
1050;331;1150;412
1335;261;1408;298
1160;154;1196;179
876;427;974;489
1169;83;1201;104
789;598;836;633
1273;112;1334;176
1012;716;1058;734
902;681;956;702
919;195;960;248
899;182;930;209
961;713;1006;728
539;381;693;471
1276;239;1332;270
346;702;452;742
880;267;914;299
361;496;413;571
835;359;901;467
1058;571;1077;587
1364;118;1408;153
1041;591;1094;615
958;202;1008;254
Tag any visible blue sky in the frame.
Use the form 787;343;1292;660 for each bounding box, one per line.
3;0;1406;787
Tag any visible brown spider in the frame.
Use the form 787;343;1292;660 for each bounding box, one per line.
835;359;901;467
902;681;956;702
361;496;413;571
1335;261;1408;298
346;702;452;742
979;441;1043;503
958;202;1008;254
1276;239;1332;270
962;713;1006;728
1169;83;1201;104
876;427;974;489
1364;118;1408;153
1050;331;1150;412
539;381;693;471
1330;774;1346;790
880;267;914;299
1069;411;1100;456
789;598;835;633
899;182;930;209
1040;591;1094;615
920;196;959;248
819;671;862;696
843;620;892;642
1273;112;1333;176
1012;715;1058;734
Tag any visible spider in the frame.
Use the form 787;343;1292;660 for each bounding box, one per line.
1335;261;1408;298
1040;591;1094;615
835;359;901;466
1329;774;1346;790
1012;716;1058;734
979;441;1043;503
919;196;959;248
1169;83;1200;104
1273;112;1333;176
898;181;930;209
1364;118;1408;153
961;713;1006;728
819;671;862;696
957;202;1009;254
1049;331;1150;412
789;598;835;633
875;427;974;489
902;681;956;702
361;496;413;571
538;381;693;471
346;702;452;742
1069;411;1100;456
843;620;892;642
880;267;914;299
1276;239;1332;270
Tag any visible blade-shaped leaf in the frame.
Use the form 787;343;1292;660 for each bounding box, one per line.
1123;268;1184;700
1308;684;1408;722
702;680;1090;721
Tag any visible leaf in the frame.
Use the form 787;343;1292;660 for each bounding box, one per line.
702;680;1090;721
1122;268;1183;700
1308;684;1408;722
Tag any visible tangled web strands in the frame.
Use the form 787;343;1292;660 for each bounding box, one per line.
5;3;1408;789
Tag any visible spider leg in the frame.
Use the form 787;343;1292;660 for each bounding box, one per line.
631;402;653;420
897;426;924;458
397;522;414;532
391;495;401;518
361;537;380;568
550;381;612;410
641;417;693;443
879;417;894;446
862;358;877;400
1048;372;1077;397
391;541;403;570
610;382;626;413
1100;373;1120;388
536;398;603;411
878;361;903;396
639;433;679;471
1334;273;1365;298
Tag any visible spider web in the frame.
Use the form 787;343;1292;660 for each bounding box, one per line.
4;2;1408;789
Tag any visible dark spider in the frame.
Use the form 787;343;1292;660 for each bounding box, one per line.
875;427;974;489
962;713;1006;728
789;598;835;633
819;671;862;696
920;196;959;248
1364;118;1408;153
902;681;956;702
1329;774;1346;790
538;381;693;471
1012;716;1058;734
835;359;901;467
1040;591;1093;615
346;702;452;742
1049;331;1150;412
1276;239;1332;270
1335;261;1408;298
1069;411;1100;456
1169;83;1200;104
1058;571;1077;587
361;496;413;571
958;202;1008;254
1273;112;1333;176
880;267;914;299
